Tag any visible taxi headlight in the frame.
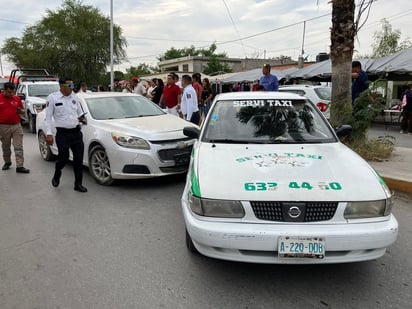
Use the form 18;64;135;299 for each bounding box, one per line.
344;199;392;219
111;132;150;150
189;194;244;218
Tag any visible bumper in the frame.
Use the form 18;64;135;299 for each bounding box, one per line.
182;202;399;264
105;145;189;179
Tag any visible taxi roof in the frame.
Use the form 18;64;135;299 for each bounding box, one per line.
214;91;306;101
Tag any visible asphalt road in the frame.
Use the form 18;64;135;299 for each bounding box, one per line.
0;129;411;309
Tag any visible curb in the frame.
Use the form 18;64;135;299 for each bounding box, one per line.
382;176;412;195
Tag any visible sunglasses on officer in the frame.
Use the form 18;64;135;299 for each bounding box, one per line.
63;83;75;89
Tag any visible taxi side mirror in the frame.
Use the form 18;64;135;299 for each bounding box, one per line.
183;126;200;139
335;125;352;138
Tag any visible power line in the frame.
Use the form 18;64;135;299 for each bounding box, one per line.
221;0;246;57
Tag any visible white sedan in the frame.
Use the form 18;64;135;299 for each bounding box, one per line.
36;92;198;185
181;91;398;264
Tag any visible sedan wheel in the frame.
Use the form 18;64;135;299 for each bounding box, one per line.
38;131;56;161
89;145;114;185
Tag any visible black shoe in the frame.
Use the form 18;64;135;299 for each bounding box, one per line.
16;167;30;173
52;176;60;187
74;185;88;193
2;162;11;170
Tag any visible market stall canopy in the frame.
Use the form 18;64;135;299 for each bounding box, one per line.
367;48;412;80
213;68;294;84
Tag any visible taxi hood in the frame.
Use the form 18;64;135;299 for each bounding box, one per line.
192;142;387;202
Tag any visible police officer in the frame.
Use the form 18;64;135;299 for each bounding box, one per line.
45;78;87;192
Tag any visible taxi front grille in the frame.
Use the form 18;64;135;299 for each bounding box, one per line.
250;201;338;222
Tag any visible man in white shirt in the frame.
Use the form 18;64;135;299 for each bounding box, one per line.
45;78;88;193
180;75;200;125
77;82;92;94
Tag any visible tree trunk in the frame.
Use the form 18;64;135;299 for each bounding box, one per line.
330;0;356;126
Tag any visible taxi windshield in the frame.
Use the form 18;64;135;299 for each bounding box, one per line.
202;99;336;144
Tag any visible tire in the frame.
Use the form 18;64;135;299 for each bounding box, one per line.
186;229;198;253
28;112;36;133
88;145;114;185
38;131;56;161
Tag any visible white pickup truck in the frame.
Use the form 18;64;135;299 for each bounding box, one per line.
10;69;59;133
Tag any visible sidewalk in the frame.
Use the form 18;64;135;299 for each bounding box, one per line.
368;146;412;194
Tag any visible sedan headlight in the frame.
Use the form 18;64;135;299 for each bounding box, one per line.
112;132;150;150
344;198;393;219
188;193;245;218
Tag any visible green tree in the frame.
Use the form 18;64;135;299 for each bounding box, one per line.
371;18;412;58
125;63;157;79
159;43;230;75
1;0;127;85
159;43;227;61
202;55;232;75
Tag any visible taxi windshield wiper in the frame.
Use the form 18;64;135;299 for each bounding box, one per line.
208;139;250;144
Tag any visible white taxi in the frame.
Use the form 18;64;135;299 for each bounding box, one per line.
36;92;198;185
181;91;398;264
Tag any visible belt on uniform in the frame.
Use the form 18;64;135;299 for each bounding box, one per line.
56;125;81;132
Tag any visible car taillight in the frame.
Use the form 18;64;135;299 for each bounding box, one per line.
316;102;328;112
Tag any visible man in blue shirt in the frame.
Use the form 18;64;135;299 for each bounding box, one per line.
259;64;279;91
351;61;369;105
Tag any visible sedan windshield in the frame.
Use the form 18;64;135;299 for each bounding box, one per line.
202;99;336;144
85;95;165;120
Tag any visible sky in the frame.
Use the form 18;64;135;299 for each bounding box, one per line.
0;0;411;75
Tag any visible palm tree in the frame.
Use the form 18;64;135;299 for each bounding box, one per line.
329;0;373;126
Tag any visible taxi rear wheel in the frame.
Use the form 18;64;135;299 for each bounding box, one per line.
89;145;114;186
38;131;56;161
186;229;198;253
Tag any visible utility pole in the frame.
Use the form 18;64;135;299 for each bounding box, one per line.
110;0;114;91
0;52;3;76
298;21;306;69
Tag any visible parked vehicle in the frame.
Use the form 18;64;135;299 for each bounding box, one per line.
0;77;8;92
279;85;331;119
36;92;198;185
181;91;398;264
9;68;59;133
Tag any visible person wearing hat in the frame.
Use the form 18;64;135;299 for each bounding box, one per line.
124;76;146;96
259;64;279;91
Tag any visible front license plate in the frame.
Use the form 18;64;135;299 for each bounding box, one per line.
174;152;190;166
278;236;325;259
